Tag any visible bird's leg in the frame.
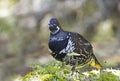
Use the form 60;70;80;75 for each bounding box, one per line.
73;61;80;79
70;66;80;80
71;66;76;75
61;62;66;68
68;66;76;79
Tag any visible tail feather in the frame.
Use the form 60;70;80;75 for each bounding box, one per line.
90;55;102;69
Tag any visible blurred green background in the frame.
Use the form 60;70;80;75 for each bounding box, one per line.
0;0;120;81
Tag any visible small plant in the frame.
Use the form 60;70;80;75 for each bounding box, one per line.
14;60;120;81
96;73;119;81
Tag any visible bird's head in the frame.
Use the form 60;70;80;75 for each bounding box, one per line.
48;18;61;34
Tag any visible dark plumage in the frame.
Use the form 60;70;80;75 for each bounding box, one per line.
48;18;102;72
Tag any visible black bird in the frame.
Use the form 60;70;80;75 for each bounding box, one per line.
48;18;102;72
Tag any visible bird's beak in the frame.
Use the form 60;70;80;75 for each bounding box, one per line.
48;24;54;31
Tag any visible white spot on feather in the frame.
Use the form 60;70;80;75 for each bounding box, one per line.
59;37;75;54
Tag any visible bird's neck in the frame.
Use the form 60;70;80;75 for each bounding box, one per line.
50;29;63;35
50;30;69;41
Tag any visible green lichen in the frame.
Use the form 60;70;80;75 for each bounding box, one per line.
21;61;120;81
97;73;119;81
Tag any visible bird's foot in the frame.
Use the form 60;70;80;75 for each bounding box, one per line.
68;70;80;80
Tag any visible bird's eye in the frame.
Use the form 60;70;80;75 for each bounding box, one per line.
48;24;53;27
54;24;56;26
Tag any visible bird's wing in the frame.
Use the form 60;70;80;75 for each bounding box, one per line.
71;33;93;55
70;33;102;68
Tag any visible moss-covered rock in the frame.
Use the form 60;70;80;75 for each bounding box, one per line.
17;61;120;81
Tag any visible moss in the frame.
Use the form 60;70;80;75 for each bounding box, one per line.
21;61;120;81
97;73;119;81
41;74;66;81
